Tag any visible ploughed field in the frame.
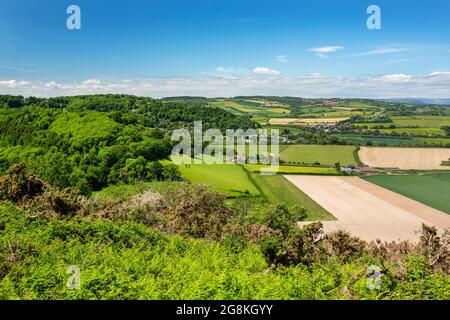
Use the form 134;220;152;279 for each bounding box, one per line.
359;146;450;170
285;176;450;242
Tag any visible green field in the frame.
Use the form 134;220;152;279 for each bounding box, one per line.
379;127;446;135
354;115;450;137
280;144;357;166
210;99;291;116
250;174;335;221
391;116;450;128
416;137;450;145
338;134;418;146
171;155;337;217
174;158;260;197
244;164;338;175
363;172;450;214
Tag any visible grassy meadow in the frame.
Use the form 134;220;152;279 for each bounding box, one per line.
173;157;260;197
280;145;357;166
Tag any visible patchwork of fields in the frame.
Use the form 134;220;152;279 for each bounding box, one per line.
353;116;450;137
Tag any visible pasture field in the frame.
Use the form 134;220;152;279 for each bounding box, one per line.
379;127;446;135
269;117;348;126
417;137;450;145
210;99;291;116
280;144;356;166
209;100;264;114
300;112;364;119
359;147;450;170
363;173;450;215
244;164;338;175
338;134;419;146
353;115;450;137
332;106;355;111
250;174;335;221
286;176;450;242
172;156;260;197
390;115;450;128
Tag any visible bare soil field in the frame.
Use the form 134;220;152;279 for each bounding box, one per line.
269;117;348;126
359;147;450;170
285;175;450;242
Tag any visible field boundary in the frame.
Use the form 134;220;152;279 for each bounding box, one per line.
353;146;363;166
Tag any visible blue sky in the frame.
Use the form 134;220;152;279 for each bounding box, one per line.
1;0;450;97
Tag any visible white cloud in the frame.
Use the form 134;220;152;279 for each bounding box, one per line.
429;71;450;76
2;72;450;99
308;46;344;58
252;67;280;76
309;46;344;53
380;74;412;82
0;80;18;88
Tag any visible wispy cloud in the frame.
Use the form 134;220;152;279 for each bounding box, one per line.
204;66;249;79
387;59;409;64
275;55;289;63
350;47;414;57
2;71;450;98
308;46;344;58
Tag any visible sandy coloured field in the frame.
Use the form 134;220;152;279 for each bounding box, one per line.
359;147;450;170
285;175;450;242
269;118;348;126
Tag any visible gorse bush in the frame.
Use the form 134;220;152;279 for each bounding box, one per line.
0;200;449;300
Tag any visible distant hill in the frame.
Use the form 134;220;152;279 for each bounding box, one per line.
381;98;450;105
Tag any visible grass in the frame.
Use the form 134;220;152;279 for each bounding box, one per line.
244;164;338;175
354;115;450;137
363;172;450;214
172;156;260;197
250;174;335;221
416;137;450;145
280;145;356;166
391;116;450;128
338;134;419;146
210;100;291;116
379;127;446;135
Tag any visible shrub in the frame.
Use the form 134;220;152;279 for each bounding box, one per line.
278;222;324;265
0;163;46;203
169;184;232;240
322;230;366;263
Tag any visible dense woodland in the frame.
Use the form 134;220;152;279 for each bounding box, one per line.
0;94;256;194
